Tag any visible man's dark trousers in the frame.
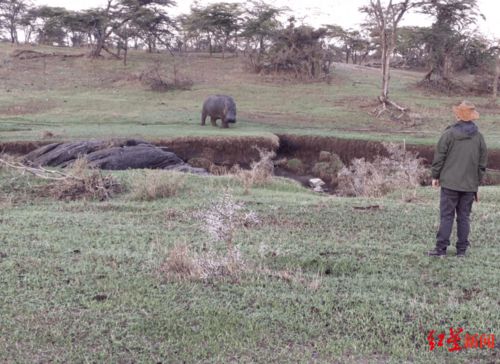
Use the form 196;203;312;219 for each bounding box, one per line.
436;187;475;252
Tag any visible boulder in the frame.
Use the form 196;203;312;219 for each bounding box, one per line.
23;139;206;174
309;178;326;193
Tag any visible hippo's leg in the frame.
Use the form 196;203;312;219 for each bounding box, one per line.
210;117;217;127
221;119;229;128
201;111;207;125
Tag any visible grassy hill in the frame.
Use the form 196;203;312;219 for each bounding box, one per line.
1;45;499;363
1;44;500;148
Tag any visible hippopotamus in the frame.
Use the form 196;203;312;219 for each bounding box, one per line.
201;95;237;128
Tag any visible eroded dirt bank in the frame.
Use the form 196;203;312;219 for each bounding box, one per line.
2;134;499;180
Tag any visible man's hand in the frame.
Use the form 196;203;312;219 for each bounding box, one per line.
474;192;479;202
432;179;440;188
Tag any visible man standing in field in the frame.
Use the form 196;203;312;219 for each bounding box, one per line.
427;101;488;258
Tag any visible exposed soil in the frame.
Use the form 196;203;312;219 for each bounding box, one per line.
154;135;280;168
0;140;52;154
2;134;500;186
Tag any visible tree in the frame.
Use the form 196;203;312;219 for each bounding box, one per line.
488;42;500;104
420;0;481;83
240;1;283;60
361;0;422;116
327;26;372;65
62;10;95;47
0;0;30;44
86;0;175;58
396;26;430;68
31;6;69;45
261;17;333;79
493;54;500;103
181;2;241;57
130;6;176;53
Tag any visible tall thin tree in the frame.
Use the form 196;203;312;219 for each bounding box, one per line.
361;0;421;117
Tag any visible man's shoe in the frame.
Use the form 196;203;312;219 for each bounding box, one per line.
427;248;447;257
456;250;467;258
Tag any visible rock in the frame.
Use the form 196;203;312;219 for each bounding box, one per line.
309;178;326;192
24;139;149;167
23;139;207;174
83;145;183;170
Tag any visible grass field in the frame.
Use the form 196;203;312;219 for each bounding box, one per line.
1;170;499;363
1;44;500;148
1;44;499;363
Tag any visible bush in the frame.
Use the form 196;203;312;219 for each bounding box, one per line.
285;158;305;174
51;158;123;201
337;143;426;197
318;151;332;162
235;148;275;194
160;191;258;281
188;157;213;170
312;152;344;185
139;61;193;92
129;170;185;201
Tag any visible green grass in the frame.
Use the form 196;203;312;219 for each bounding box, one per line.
1;170;499;363
1;44;500;148
1;44;499;362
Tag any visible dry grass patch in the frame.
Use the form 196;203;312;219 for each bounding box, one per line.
159;243;246;281
130;170;185;201
160;191;258;282
47;158;122;201
337;143;427;198
129;170;185;201
312;151;344;186
139;61;193;92
0;156;122;201
235;148;275;194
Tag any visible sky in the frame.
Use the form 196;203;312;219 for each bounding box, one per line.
31;0;500;39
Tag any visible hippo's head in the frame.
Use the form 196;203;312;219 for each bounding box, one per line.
226;111;237;123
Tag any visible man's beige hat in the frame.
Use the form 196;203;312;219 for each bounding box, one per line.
453;101;480;122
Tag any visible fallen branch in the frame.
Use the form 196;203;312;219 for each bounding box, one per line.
11;50;85;60
102;46;121;59
0;158;83;181
0;158;122;201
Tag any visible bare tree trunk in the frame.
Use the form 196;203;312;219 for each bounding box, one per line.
379;30;391;103
442;53;451;80
423;67;434;81
10;25;18;44
257;35;264;62
365;0;410;117
25;28;32;43
90;38;106;57
123;46;128;66
492;56;499;104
